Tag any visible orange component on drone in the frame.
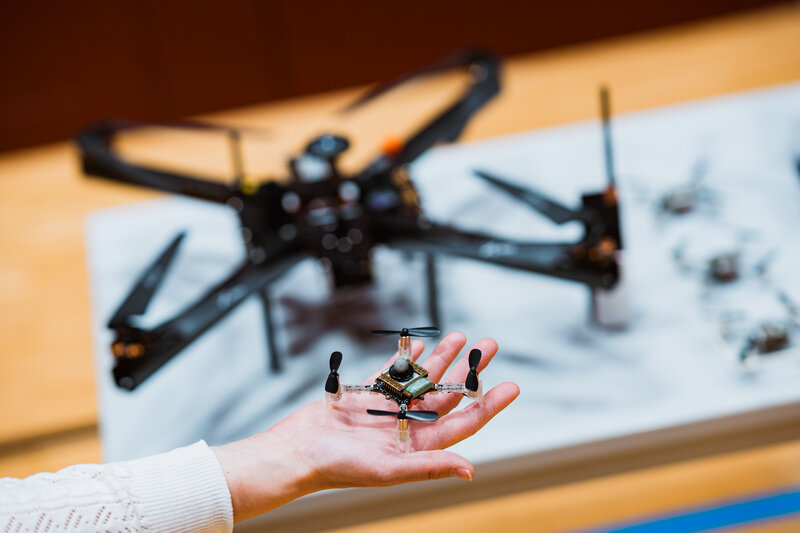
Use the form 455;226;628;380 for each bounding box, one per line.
381;136;405;158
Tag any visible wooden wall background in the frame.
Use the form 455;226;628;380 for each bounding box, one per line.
0;0;786;151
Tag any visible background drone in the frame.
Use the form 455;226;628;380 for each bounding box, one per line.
324;327;482;452
77;50;622;391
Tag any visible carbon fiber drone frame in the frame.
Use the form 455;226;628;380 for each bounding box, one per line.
77;50;621;391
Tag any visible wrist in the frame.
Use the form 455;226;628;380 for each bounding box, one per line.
212;430;317;522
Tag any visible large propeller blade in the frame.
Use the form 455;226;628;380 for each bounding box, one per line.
473;169;583;225
108;232;186;328
325;351;342;394
465;348;482;392
366;409;439;422
370;326;441;337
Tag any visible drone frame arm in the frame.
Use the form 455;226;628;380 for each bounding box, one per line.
77;120;234;204
385;221;619;288
110;248;305;390
357;50;500;174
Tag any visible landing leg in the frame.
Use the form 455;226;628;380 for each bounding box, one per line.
259;286;281;372
425;253;441;327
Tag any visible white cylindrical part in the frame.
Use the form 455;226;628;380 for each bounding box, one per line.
592;251;630;329
398;335;412;360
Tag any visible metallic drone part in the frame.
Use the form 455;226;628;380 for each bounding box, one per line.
709;252;740;283
294;154;330;182
307;134;350;160
754;323;791;354
661;188;696;215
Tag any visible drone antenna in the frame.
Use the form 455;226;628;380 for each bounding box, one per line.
599;86;617;187
228;129;245;185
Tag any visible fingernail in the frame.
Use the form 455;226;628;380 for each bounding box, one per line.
455;468;473;481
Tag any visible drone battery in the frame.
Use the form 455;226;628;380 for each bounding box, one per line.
404;376;434;398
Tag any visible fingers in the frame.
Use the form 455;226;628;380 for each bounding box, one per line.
418;332;467;382
362;340;425;384
418;337;498;415
425;382;520;450
382;449;474;484
442;337;498;383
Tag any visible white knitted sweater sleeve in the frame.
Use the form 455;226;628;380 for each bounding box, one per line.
0;440;233;533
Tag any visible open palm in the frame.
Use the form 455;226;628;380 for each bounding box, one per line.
214;332;519;522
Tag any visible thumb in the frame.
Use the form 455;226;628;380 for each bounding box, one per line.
401;450;475;482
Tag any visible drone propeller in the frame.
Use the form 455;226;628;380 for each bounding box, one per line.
370;327;441;337
465;348;482;392
473;170;583;225
108;232;186;328
366;409;439;422
325;351;343;394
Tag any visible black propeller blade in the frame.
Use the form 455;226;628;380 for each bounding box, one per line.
325;351;342;394
473;169;582;225
370;327;441;337
465;348;481;392
366;409;439;422
108;232;186;328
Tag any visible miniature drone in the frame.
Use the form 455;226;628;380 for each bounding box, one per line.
628;157;717;219
719;290;799;367
77;50;622;391
324;327;482;452
657;159;716;217
672;233;774;288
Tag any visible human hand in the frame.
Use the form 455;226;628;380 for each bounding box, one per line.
213;332;519;522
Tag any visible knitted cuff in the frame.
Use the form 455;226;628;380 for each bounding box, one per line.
124;441;233;533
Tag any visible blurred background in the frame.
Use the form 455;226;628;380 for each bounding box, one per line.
2;1;800;532
0;0;788;151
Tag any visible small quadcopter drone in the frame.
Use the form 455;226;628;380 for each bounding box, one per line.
77;49;622;391
725;291;800;367
672;228;774;289
324;327;482;452
627;157;717;220
656;158;716;217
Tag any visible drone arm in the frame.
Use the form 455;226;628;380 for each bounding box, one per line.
386;222;618;288
433;383;467;394
77;121;233;204
111;250;304;390
342;385;377;393
357;51;500;173
433;382;483;404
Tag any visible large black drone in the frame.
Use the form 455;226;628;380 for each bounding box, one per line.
325;327;482;452
77;50;622;391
